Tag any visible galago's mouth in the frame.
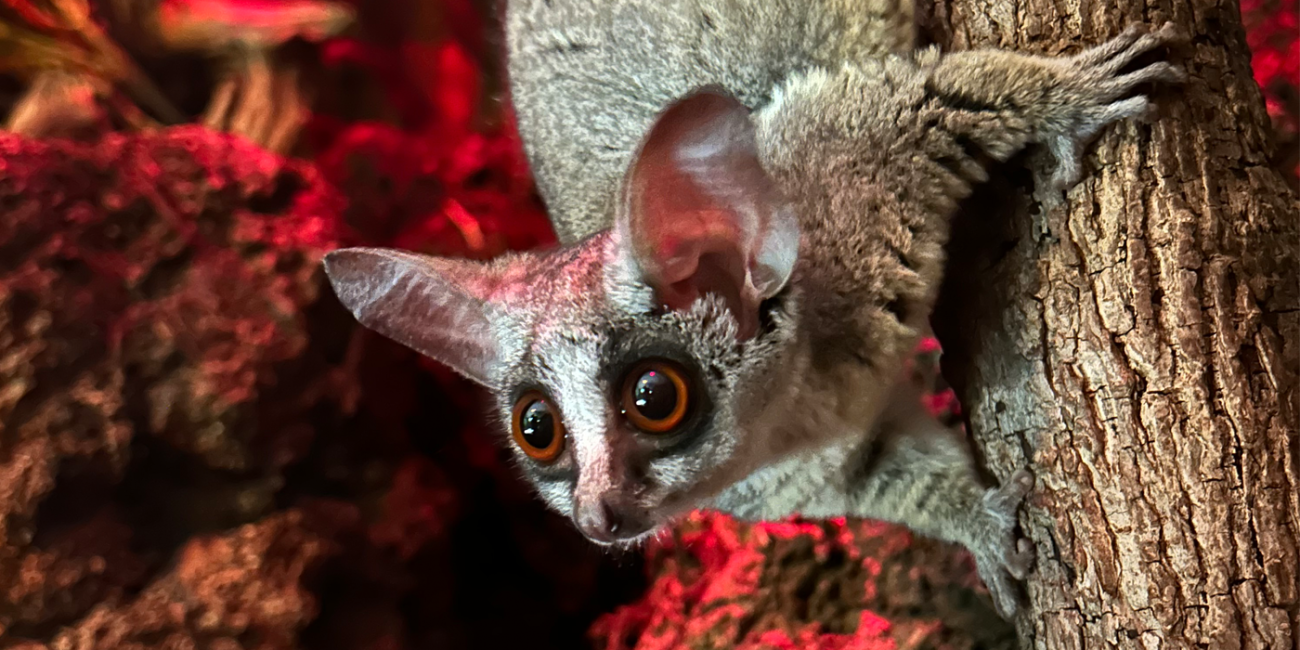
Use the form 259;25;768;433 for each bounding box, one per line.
574;506;685;549
582;523;672;551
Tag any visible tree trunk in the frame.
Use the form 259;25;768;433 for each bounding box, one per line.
924;0;1300;648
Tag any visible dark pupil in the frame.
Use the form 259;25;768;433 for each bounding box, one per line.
633;370;678;421
520;400;555;449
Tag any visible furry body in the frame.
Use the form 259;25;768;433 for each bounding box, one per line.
324;0;1183;618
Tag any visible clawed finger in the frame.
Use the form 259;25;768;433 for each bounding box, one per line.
1007;537;1036;579
1073;23;1150;68
1080;22;1186;79
1101;62;1186;100
987;467;1035;512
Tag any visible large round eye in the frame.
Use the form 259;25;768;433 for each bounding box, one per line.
511;391;565;462
620;360;690;433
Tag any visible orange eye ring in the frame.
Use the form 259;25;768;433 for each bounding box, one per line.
620;360;691;434
511;391;566;462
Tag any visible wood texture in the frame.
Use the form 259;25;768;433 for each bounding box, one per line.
924;0;1300;647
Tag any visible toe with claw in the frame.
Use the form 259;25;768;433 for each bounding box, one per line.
1040;22;1187;195
971;468;1036;619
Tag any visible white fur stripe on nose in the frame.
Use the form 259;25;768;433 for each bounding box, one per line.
574;433;617;499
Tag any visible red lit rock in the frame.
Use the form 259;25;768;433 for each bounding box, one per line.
590;512;1016;650
0;126;344;640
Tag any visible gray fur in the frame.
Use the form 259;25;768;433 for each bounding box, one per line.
324;2;1183;619
507;0;916;243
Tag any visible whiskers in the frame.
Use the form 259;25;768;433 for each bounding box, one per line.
600;523;675;558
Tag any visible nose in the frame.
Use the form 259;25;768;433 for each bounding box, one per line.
576;496;648;543
601;500;625;535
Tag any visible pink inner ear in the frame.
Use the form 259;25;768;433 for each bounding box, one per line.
621;89;792;340
639;208;738;282
669;250;756;338
647;222;755;337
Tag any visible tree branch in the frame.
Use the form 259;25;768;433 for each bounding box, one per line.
929;1;1300;647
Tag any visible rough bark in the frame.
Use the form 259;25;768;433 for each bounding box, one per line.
926;1;1300;648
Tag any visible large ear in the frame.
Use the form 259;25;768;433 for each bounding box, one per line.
323;247;501;386
618;89;799;339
